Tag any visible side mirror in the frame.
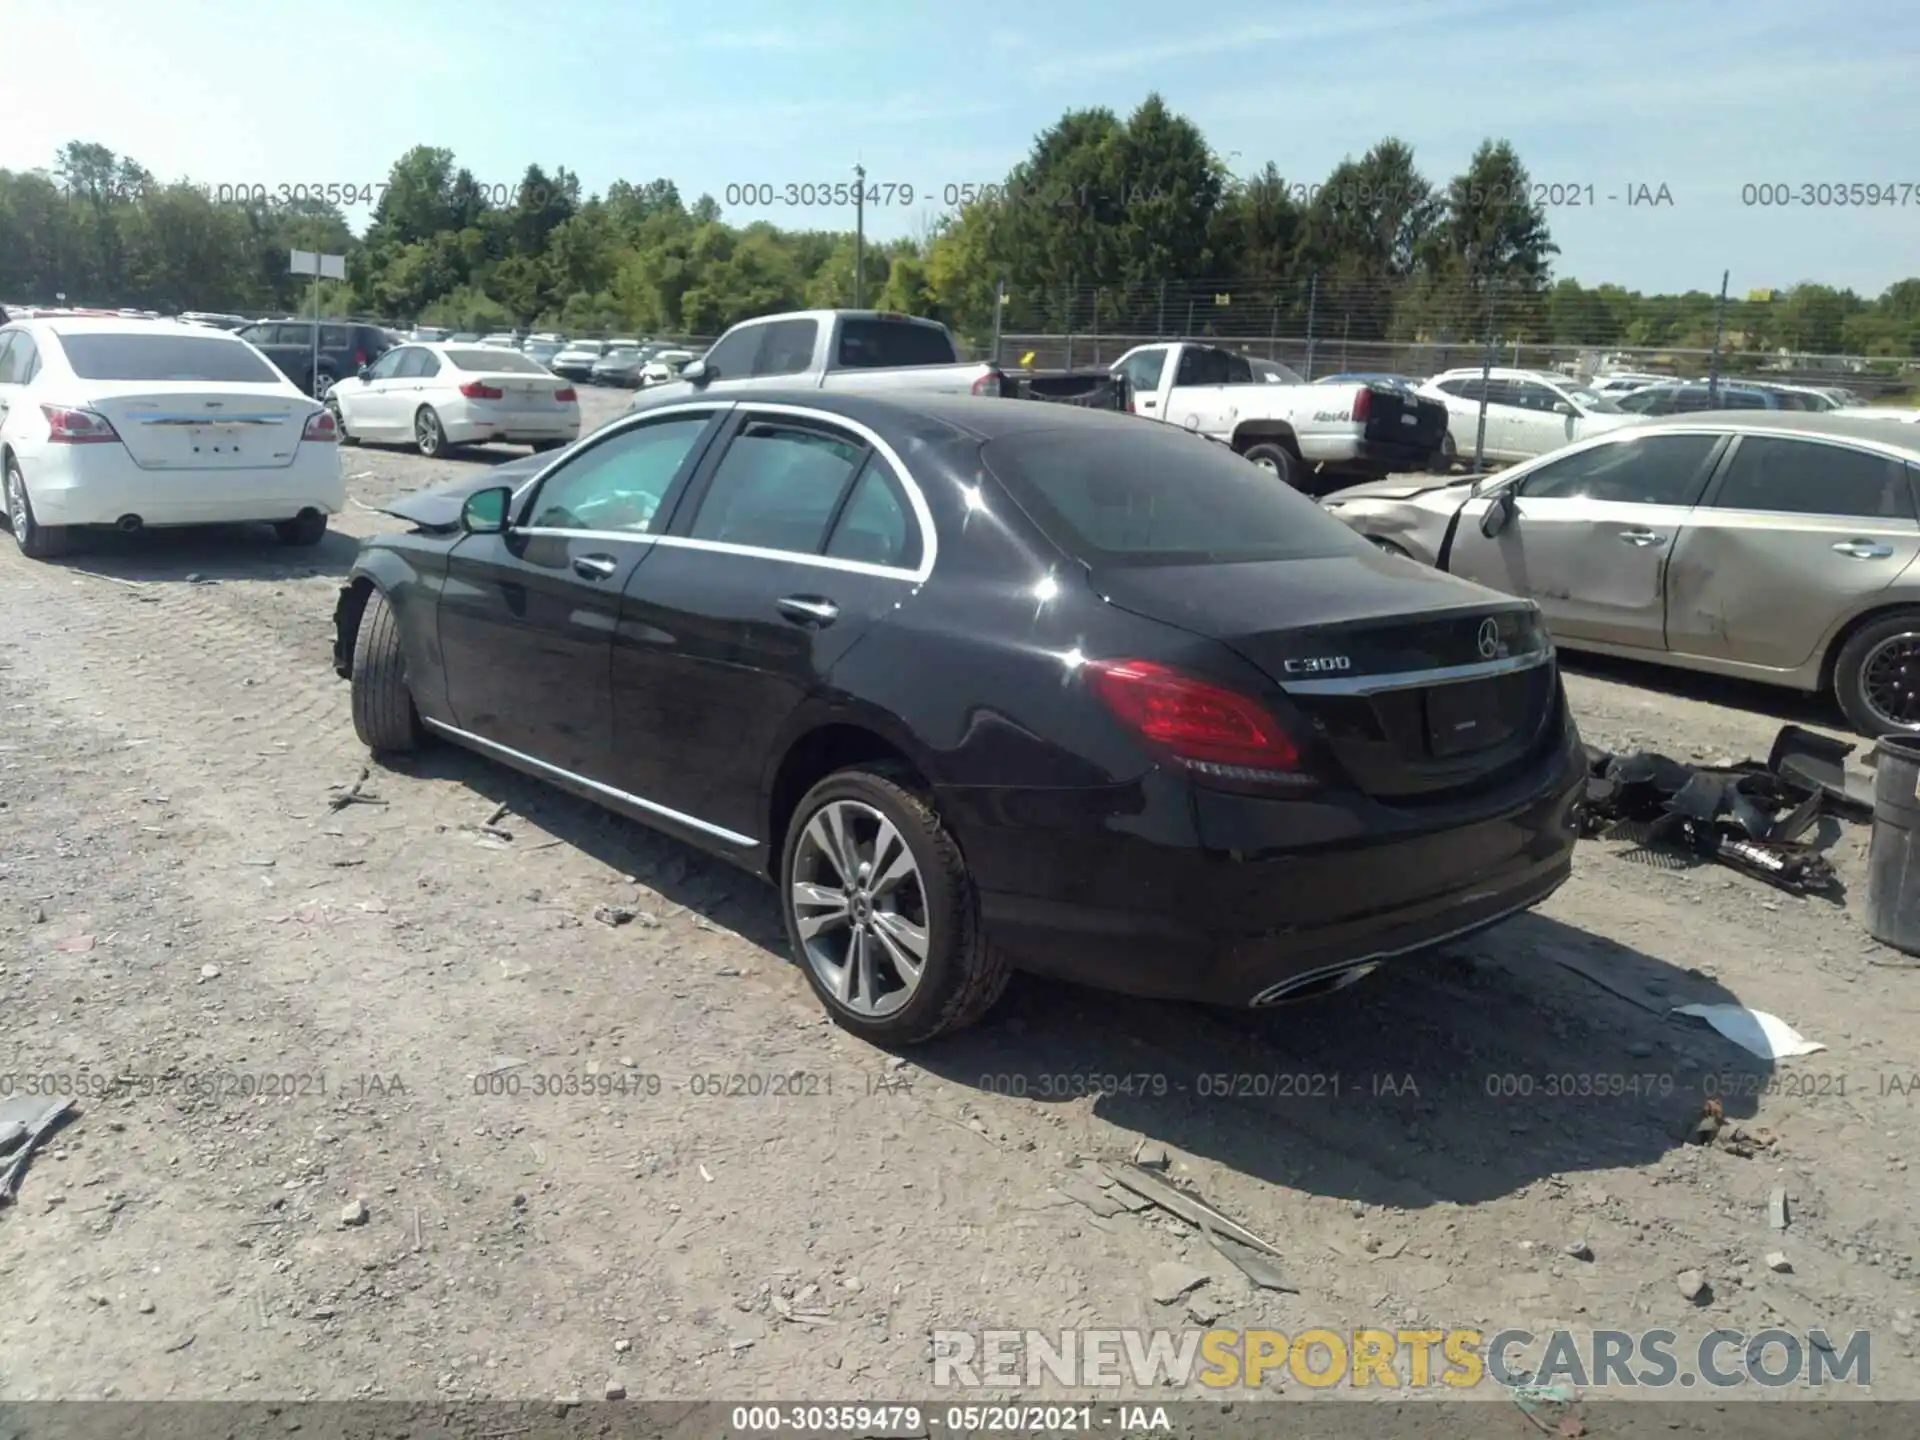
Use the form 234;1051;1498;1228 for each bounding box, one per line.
357;365;372;381
1552;401;1575;416
1478;486;1518;538
461;485;512;535
680;358;711;386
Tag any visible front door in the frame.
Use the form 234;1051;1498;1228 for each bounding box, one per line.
349;346;411;438
1665;434;1920;670
434;408;725;778
611;409;928;847
1448;431;1725;651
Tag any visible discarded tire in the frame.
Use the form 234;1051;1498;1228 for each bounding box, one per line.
1865;735;1920;956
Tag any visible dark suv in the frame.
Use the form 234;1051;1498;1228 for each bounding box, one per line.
236;319;395;397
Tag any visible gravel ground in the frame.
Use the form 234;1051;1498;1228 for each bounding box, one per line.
1;385;1917;1416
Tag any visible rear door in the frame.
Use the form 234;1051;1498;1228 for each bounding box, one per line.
0;331;26;438
1665;434;1920;670
610;407;928;844
1507;379;1579;457
433;407;727;777
1447;431;1726;650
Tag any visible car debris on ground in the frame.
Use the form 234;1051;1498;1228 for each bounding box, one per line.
1578;723;1870;896
0;1095;76;1206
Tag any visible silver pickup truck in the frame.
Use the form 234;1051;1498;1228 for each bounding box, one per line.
629;310;1006;410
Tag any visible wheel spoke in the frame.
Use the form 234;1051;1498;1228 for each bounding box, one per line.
869;819;916;897
871;911;928;981
851;925;878;1011
792;882;849;939
806;806;856;886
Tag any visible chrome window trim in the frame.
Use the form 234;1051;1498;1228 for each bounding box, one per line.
421;718;757;847
510;399;938;583
1280;647;1554;696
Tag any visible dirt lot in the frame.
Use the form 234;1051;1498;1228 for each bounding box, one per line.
1;385;1917;1415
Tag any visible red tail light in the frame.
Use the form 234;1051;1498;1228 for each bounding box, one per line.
302;409;338;442
41;405;120;445
1086;659;1306;779
972;369;1004;397
460;381;504;400
1351;387;1372;422
553;387;577;403
354;349;368;367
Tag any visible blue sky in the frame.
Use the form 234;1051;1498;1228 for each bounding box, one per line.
6;0;1916;296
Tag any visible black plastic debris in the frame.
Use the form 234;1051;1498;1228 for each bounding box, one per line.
1579;725;1854;897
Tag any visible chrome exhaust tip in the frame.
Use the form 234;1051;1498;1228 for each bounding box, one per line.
116;514;143;533
1248;960;1381;1008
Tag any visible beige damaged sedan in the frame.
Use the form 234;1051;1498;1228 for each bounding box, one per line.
1321;413;1920;736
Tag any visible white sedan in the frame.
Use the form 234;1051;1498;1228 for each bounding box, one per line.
0;316;342;560
326;342;581;457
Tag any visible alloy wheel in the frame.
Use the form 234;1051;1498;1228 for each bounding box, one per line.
1250;455;1278;474
1861;633;1920;729
416;411;441;455
6;465;26;548
788;799;931;1019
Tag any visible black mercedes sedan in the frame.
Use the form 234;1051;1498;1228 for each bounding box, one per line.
332;390;1585;1044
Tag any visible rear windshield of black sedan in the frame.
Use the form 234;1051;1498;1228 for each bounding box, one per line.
981;425;1371;566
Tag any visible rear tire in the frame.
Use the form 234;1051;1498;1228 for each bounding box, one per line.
274;510;328;547
1428;434;1458;474
1834;609;1920;738
1242;442;1301;489
780;768;1011;1045
312;368;338;400
350;588;421;754
530;439;565;454
326;395;357;445
5;455;70;560
414;406;449;458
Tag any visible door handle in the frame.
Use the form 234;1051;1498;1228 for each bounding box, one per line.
1618;529;1666;546
1833;540;1894;560
572;554;618;579
777;595;839;626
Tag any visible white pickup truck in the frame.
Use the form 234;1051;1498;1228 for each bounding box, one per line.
1109;342;1451;494
630;310;1005;410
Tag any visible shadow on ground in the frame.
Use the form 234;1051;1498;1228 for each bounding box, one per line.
387;742;1774;1213
1561;648;1849;739
41;524;360;582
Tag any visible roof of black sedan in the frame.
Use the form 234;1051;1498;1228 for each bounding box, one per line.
634;386;1151;441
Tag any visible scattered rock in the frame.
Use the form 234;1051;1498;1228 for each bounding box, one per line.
339;1198;369;1227
85;1291;109;1308
1766;1252;1793;1273
137;1297;155;1314
199;964;221;981
1565;1240;1594;1262
593;904;637;927
613;1338;631;1354
1133;1141;1170;1170
1187;1294;1223;1324
1149;1262;1211;1305
1677;1269;1709;1303
605;1380;626;1401
1768;1187;1790;1230
841;1276;864;1293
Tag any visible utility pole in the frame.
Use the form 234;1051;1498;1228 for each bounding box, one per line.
853;163;866;309
1707;269;1730;403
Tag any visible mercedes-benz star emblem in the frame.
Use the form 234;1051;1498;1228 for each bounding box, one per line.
1476;618;1501;659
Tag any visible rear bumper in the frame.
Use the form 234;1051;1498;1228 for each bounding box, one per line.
18;443;345;528
946;713;1585;1007
439;405;581;445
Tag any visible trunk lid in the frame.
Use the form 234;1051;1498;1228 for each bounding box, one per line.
1361;386;1451;448
468;375;568;407
1089;557;1558;798
88;389;311;470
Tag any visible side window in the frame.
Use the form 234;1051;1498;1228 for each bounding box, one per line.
1672;387;1717;413
689;418;867;554
1481;379;1525;409
1174;347;1233;386
1508;382;1558;412
751;319;820;377
320;324;354;351
365;348;407;381
414;352;442;379
824;454;920;570
1119;349;1168;392
1724;389;1769;410
1712;437;1914;520
1520;433;1720;505
525;413;714;533
701;325;763;381
1443;376;1485;402
0;332;20;384
1221;352;1254;384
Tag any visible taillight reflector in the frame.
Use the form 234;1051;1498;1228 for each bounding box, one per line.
1352;387;1373;422
1086;659;1306;777
41;405;120;444
302;409;338;442
972;370;1004;397
460;381;504;400
553;387;577;403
